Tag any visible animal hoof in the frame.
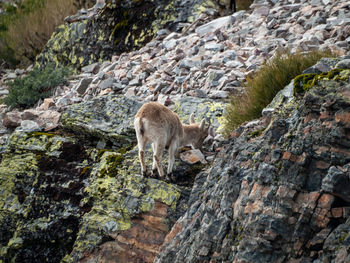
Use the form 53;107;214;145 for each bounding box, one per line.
142;171;148;177
166;173;175;183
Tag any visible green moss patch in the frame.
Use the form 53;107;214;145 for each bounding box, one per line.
294;69;350;94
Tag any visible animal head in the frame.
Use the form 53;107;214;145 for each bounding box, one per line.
189;114;213;150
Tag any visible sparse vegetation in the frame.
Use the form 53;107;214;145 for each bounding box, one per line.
0;0;93;67
236;0;254;11
3;64;71;108
221;49;334;137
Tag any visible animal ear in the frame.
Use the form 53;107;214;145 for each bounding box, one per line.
190;113;195;124
200;119;205;131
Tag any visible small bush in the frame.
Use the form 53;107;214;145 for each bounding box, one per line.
3;65;71;108
221;50;334;137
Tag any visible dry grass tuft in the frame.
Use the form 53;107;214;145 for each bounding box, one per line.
221;49;334;137
6;0;78;66
236;0;254;11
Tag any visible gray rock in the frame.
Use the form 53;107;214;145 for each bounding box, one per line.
322;166;350;202
208;90;229;99
82;63;100;74
2;112;22;128
98;77;114;90
336;59;350;69
75;77;93;95
179;59;195;70
157;29;171;37
195;15;233;36
204;43;225;51
303;61;332;74
56;97;70;107
336;41;349;49
208;70;225;82
0;89;9;96
194;89;207;98
92;72;105;84
128;78;142;87
163;39;177;50
222;50;237;61
5;72;17;80
189;46;199;56
253;5;270;16
263;80;294;114
225;60;244;68
310;0;322;5
170;96;225;129
16;120;41;133
180;149;207;164
61;95;143;147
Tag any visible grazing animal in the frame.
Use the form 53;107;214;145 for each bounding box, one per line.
134;102;210;181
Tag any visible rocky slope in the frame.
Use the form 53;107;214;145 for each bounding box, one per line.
36;0;233;70
0;0;350;262
156;58;350;262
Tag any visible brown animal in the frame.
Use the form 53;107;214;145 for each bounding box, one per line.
134;102;210;181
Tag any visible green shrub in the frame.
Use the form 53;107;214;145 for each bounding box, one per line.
221;49;334;137
3;65;71;108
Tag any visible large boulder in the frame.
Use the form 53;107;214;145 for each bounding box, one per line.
60;95;143;148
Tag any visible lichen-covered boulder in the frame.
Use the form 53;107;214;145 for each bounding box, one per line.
0;130;188;263
0;132;91;263
60;95;143;148
36;0;230;69
171;96;225;129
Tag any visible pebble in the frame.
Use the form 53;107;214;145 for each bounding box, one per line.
16;120;41;133
180;149;207;165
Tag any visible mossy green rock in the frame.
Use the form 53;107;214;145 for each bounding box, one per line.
36;0;225;69
0;128;185;262
0;132;89;262
60;95;143;148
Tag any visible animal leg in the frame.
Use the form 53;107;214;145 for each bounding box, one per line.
166;141;178;182
136;133;147;176
167;141;177;175
152;142;164;178
151;143;157;174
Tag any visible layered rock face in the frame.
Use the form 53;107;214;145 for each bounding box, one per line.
156;61;350;262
